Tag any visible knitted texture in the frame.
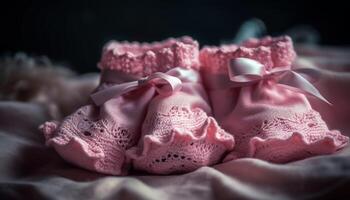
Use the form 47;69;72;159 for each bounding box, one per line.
99;36;200;77
126;69;234;174
40;87;156;175
39;36;234;175
39;35;348;175
200;36;348;163
200;36;296;73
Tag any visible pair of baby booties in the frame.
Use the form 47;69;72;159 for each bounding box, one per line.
39;36;349;175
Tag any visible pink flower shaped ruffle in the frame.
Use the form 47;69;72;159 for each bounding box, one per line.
99;36;200;77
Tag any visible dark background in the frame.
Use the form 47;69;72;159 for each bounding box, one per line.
1;0;349;73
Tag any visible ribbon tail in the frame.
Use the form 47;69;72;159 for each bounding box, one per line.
90;81;139;106
278;71;332;105
292;67;323;84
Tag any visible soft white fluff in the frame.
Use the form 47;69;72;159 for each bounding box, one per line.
0;53;99;119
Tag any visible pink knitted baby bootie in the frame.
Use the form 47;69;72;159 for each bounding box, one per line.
98;36;234;174
40;36;234;175
39;83;157;175
200;36;348;163
126;67;234;174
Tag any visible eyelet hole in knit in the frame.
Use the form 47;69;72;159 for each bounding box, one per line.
141;139;225;172
83;131;92;136
50;106;139;175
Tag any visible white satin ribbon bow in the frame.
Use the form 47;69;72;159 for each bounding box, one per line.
229;57;331;105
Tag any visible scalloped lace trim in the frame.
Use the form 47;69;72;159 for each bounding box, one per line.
224;110;348;163
127;106;235;174
41;106;137;175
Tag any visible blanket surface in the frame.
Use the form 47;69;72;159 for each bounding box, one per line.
1;46;350;199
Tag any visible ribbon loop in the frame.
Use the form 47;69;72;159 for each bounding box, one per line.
146;72;182;96
91;72;182;106
229;57;331;105
229;58;265;83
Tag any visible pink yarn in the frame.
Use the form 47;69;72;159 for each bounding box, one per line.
98;36;200;77
200;36;349;163
39;86;157;175
39;37;234;175
39;35;348;175
126;68;234;174
200;36;296;73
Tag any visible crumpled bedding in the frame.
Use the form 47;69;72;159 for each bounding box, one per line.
1;45;350;200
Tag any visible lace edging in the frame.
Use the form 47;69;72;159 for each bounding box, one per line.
126;117;235;160
248;131;349;159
